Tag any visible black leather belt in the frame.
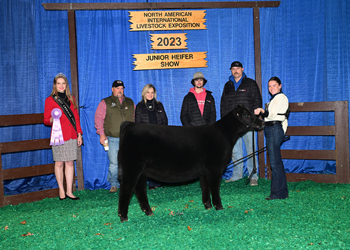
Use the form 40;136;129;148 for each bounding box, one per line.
265;121;282;126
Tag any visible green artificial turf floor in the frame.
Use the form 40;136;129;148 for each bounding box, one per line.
1;178;349;249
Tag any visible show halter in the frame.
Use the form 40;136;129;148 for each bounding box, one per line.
231;108;290;185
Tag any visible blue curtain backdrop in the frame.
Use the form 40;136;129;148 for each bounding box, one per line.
0;0;349;194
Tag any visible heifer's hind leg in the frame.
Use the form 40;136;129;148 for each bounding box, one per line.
134;174;153;216
118;171;140;222
199;175;212;209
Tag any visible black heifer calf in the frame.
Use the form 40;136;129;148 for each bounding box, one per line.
117;105;264;222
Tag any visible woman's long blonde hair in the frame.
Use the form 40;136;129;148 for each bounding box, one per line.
50;73;78;109
141;84;158;103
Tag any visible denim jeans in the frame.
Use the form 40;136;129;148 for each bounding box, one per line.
265;124;288;199
230;131;258;181
107;136;120;188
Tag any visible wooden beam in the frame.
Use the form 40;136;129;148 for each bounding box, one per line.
286;173;336;183
3;188;59;206
68;10;79;105
334;101;349;183
281;149;336;160
253;7;262;93
43;1;281;11
0;139;51;154
0;113;43;126
290;101;337;112
0;155;4;207
76;147;84;190
3;164;55;180
286;126;335;136
258;130;265;179
67;10;84;191
252;7;265;179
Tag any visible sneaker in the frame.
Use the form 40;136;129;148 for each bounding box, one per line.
225;178;236;183
109;186;118;193
250;179;258;186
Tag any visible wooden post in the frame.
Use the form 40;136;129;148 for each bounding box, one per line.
253;6;266;178
68;10;84;190
334;101;349;183
0;153;4;207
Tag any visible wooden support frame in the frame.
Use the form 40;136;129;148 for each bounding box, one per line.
42;0;280;185
0;114;82;207
42;2;281;10
0;1;281;207
262;101;349;184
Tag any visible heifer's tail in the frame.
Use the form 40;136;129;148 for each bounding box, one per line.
118;121;133;178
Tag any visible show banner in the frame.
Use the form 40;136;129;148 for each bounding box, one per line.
150;33;188;50
129;11;206;31
133;52;207;70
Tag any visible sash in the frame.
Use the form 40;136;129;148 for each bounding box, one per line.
52;95;78;135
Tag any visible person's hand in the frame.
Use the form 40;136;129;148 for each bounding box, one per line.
50;117;53;124
100;135;107;145
77;135;83;147
254;108;264;115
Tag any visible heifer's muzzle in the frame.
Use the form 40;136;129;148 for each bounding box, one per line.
238;114;265;130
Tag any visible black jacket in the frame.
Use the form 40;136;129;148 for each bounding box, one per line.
135;100;168;125
220;76;262;118
180;90;216;126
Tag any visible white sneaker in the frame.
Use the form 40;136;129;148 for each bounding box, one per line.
225;178;236;183
250;179;258;186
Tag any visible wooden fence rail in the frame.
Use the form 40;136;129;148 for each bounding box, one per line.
0;113;82;207
261;101;349;184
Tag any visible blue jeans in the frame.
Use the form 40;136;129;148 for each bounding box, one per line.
265;124;288;199
230;131;258;181
107;136;120;188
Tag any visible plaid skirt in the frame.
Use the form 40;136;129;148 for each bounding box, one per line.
52;139;77;162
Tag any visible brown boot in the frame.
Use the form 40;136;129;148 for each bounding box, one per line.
109;186;118;193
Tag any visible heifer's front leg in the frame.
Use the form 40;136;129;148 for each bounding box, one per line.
208;172;224;210
134;174;153;216
199;175;212;209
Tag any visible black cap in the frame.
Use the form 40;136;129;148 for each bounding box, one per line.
230;61;243;69
112;80;124;88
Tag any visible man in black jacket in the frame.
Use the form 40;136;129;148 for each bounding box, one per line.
180;72;216;126
221;61;262;186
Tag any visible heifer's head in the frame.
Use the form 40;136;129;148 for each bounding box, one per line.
233;105;265;131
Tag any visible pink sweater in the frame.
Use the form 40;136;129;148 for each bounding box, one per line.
189;87;207;115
